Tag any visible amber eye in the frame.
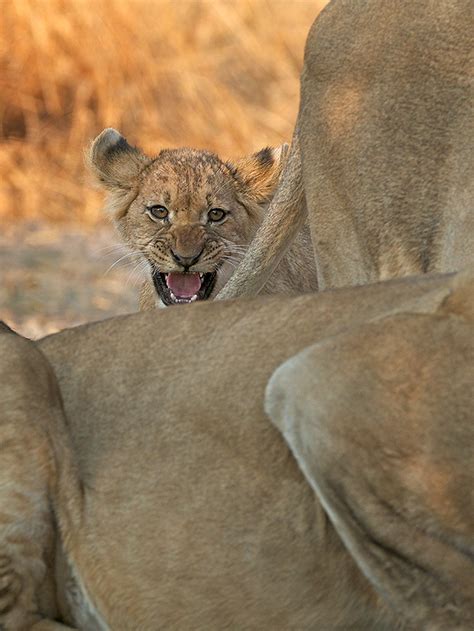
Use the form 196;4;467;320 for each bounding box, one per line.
146;205;169;221
208;208;226;223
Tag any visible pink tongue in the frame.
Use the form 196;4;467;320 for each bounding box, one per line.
166;272;202;298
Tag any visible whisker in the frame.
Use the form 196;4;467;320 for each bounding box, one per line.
223;258;243;266
219;241;249;253
94;243;127;253
219;235;248;246
126;259;150;287
104;251;143;275
223;252;245;261
222;260;238;269
225;249;248;256
94;244;132;261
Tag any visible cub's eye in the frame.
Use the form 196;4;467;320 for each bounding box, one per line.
146;205;169;221
208;208;227;223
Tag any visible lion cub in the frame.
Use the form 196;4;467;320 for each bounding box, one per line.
88;129;317;308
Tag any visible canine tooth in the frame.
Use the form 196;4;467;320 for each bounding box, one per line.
190;295;198;302
170;291;177;301
199;273;203;278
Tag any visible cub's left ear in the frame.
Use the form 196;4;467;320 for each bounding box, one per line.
233;144;289;205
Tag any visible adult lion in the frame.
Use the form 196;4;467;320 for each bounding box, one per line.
218;0;474;299
1;268;473;629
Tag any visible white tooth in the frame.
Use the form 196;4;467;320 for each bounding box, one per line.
199;273;203;278
170;291;177;301
190;295;198;302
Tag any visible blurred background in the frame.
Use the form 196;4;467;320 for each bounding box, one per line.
0;0;327;337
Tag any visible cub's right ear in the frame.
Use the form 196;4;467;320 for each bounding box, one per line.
87;128;152;191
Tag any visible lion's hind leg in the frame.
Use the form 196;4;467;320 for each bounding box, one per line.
267;307;474;628
0;418;58;630
0;331;76;630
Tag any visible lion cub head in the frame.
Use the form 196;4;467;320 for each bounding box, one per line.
88;129;287;306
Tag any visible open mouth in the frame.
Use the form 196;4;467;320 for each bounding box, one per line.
152;270;218;306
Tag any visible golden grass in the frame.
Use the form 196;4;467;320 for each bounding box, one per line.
0;0;327;225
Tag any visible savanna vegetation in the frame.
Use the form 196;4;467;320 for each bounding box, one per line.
1;0;326;225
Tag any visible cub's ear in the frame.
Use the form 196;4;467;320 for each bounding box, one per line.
87;128;152;191
233;144;289;205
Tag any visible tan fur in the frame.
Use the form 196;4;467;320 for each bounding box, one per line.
1;268;473;629
218;0;474;299
87;131;316;308
267;274;474;628
0;334;81;631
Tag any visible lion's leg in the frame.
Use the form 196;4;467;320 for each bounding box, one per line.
300;2;473;288
0;331;77;631
266;311;474;629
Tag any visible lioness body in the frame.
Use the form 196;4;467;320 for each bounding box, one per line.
2;269;473;629
267;275;474;628
219;0;474;299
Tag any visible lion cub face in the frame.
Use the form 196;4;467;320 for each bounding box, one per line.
88;129;286;306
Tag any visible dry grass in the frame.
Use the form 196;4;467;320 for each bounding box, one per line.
0;0;327;225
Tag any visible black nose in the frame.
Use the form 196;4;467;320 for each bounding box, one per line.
171;250;203;268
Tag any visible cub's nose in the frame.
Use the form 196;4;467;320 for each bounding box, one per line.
170;249;203;269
